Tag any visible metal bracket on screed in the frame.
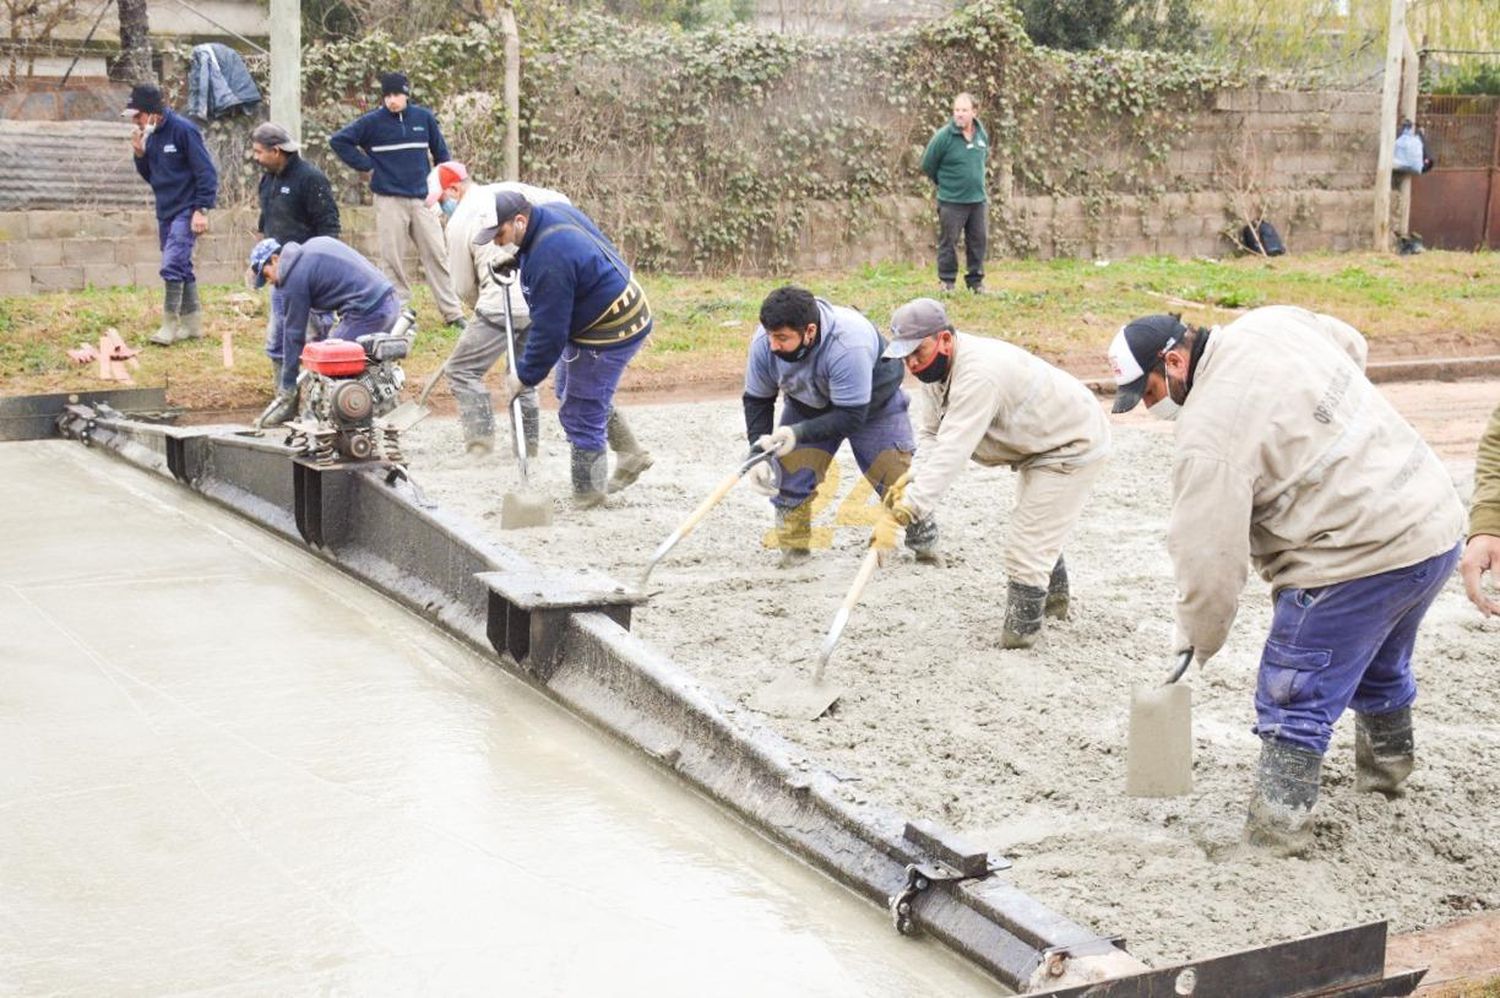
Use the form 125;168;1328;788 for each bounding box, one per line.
888;819;1013;936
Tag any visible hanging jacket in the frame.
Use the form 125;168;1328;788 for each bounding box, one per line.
329;104;449;199
133;109;219;221
257;154;341;245
186;43;261;121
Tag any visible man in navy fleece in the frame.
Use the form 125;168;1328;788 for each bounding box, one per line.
329;71;463;329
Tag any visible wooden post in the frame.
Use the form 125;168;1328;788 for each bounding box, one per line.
1373;0;1406;251
500;7;520;182
270;0;302;143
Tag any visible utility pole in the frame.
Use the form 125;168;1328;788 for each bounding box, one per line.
270;0;301;141
1373;0;1406;251
500;6;520;181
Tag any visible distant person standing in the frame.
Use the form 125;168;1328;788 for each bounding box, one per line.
124;83;218;346
920;92;989;295
329;71;464;330
250;122;340;387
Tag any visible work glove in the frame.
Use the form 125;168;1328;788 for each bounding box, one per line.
488;248;519;281
254;389;297;430
755;425;797;458
904;513;942;561
745;457;780;497
504;366;526;403
882;470;913;518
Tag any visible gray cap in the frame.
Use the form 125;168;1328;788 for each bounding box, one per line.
250;122;301;153
473;190;531;246
883;297;952;358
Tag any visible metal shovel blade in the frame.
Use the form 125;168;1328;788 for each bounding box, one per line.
1125;652;1195;797
747;667;842;721
500;490;552;530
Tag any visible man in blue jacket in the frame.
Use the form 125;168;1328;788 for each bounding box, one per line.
475;191;653;508
124;83;219;346
330;71;463;330
248;236;401;422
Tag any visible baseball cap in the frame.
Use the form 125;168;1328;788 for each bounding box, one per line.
380;71;410;96
424;161;468;206
883;297;952;359
1106;314;1188;413
472;190;531;246
121;83;164;116
248;238;282;288
250;121;301;154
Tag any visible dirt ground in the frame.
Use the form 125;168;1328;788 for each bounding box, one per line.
396;378;1500;969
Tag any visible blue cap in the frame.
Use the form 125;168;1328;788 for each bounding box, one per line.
248;238;281;288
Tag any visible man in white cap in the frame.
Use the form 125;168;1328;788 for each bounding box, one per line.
882;297;1110;647
1107;306;1464;855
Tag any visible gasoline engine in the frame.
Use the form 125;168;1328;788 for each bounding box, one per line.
284;322;412;466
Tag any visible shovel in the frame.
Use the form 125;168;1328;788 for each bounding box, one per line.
638;448;774;586
495;269;553;530
1125;648;1195;797
749;521;893;721
382;357;449;433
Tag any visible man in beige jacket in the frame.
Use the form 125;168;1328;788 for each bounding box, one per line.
882;298;1111;647
1109;307;1465;855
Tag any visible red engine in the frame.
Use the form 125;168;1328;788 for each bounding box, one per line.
301;340;368;378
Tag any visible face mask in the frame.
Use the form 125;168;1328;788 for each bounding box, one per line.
771;330;815;363
142;121;157;138
1148;395;1180;421
911;336;953;384
440;198;457;217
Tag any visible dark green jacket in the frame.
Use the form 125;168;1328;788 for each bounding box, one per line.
1472;401;1500;537
920;118;989;204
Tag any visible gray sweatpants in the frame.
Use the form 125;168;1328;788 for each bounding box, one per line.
374;193;463;322
448;309;538;433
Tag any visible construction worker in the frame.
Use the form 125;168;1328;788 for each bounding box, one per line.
920;92;989;294
742;286;927;568
329;71;464;330
476;191;653;508
1460;400;1500;615
249;236;401;424
124;83;218;346
430;161;572;460
1108;307;1465;855
881;297;1109;646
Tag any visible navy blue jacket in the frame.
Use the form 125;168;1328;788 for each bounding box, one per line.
273;237;394;390
328;104;449;199
133;109;219;221
514;203;651;386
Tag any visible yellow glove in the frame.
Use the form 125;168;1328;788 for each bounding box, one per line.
882;471;914;525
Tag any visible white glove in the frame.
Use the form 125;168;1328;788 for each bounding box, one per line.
755;425;797;458
504;367;525;402
746;458;779;497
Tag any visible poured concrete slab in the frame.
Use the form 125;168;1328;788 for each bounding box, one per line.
0;442;999;996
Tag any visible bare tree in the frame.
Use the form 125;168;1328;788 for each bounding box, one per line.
3;0;86;84
114;0;152;82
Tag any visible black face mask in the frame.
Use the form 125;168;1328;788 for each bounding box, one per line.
772;331;815;363
913;349;951;384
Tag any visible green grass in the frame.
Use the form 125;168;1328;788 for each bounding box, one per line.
2;250;1498;409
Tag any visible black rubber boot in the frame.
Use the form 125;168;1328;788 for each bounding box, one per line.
455;393;496;455
774;502;813;568
1045;555;1069;620
605;408;653;494
1001;581;1046;649
570;445;608;509
150;281;184;346
1355;708;1415;796
1245;739;1322;857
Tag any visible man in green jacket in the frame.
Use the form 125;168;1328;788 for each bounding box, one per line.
1461;401;1500;615
920;92;989;294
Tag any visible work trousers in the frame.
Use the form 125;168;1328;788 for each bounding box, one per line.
554;335;649;451
330;289;403;342
936;200;987;290
374;194;463;322
157;211;197;283
1003;456;1107;589
447;310;539;418
1252;543;1461;756
771;391;915;511
264;285;336;365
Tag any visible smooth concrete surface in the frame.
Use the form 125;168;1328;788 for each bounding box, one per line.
0;442;1002;996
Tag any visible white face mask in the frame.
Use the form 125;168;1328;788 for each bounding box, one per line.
142;121;157;138
1148;395;1181;421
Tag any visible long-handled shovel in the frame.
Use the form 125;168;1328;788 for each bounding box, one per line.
1125;648;1195;797
749;520;894;721
495;270;553;530
382;357;450;433
638;448;774;586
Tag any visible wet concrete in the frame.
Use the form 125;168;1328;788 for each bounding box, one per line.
0;442;1001;996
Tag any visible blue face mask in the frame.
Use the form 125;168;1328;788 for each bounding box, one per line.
440;198;457;217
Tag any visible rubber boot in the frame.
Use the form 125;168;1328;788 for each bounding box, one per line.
270;361;282;391
774;502;813;568
1244;739;1322;857
605;408;654;494
149;281;184;346
520;391;540;459
178;280;203;340
455;393;496;456
1001;581;1046;648
570;445;608;509
1355;708;1415;797
1045;555;1070;620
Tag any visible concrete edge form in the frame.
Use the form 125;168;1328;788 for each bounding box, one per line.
35;405;1425;996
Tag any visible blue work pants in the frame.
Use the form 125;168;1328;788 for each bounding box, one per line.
157;211;197;283
554;335;648;451
772;391;914;510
